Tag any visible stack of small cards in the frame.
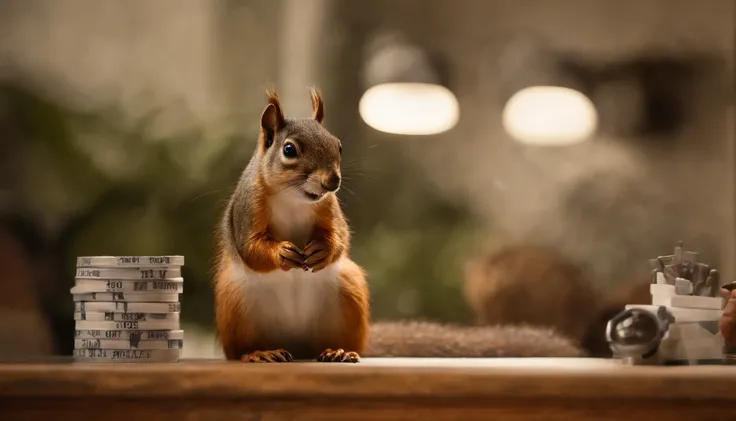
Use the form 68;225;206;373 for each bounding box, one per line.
72;255;185;363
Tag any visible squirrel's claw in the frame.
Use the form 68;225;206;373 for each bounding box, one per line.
278;241;306;270
304;251;330;272
303;240;330;272
242;349;294;363
316;348;360;363
303;240;323;255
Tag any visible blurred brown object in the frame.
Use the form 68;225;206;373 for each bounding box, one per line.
463;245;602;353
720;287;736;346
366;321;582;358
0;222;54;359
606;276;652;307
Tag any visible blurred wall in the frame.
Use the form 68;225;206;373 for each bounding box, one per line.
0;0;219;125
321;0;735;287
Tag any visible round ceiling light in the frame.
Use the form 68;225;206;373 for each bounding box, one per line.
359;32;459;136
359;82;459;135
501;86;598;146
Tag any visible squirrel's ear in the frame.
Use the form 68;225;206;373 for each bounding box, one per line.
309;86;324;124
261;88;285;136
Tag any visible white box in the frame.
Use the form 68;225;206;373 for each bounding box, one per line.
652;294;724;310
674;277;693;295
625;304;722;322
650;283;676;297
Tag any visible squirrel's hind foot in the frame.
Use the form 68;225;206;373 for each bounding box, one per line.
241;349;294;363
316;348;360;363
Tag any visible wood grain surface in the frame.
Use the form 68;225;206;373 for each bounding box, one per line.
1;357;734;421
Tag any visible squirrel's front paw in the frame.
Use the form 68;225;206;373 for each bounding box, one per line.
278;241;305;271
242;349;294;363
303;240;331;272
316;348;360;363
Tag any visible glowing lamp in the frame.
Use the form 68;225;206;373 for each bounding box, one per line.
359;33;458;136
501;86;598;146
498;35;599;146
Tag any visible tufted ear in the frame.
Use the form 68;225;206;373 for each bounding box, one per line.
309;86;324;124
260;88;285;149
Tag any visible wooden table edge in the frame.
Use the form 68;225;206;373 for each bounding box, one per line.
1;358;735;400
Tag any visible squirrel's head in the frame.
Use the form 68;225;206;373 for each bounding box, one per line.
257;87;342;203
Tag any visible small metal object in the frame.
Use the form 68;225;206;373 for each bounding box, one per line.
606;306;674;365
650;242;724;297
649;268;659;284
650;258;666;272
707;270;721;296
663;265;678;285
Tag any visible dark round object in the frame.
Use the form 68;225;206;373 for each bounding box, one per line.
283;142;298;158
610;310;660;346
606;306;672;360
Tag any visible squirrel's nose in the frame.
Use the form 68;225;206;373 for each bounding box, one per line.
321;173;341;192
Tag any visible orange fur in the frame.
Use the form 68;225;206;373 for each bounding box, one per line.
318;259;370;353
232;175;283;273
264;88;284;122
309;86;325;123
213;196;368;359
213;255;250;360
312;198;350;266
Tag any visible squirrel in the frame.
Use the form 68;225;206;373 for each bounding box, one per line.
213;88;584;363
213;87;369;363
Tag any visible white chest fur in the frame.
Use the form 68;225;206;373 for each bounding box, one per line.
228;254;344;345
269;192;314;248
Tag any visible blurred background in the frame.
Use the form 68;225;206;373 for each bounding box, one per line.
0;0;733;359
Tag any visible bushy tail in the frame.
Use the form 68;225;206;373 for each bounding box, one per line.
365;321;582;358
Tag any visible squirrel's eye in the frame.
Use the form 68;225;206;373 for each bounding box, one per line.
283;142;298;158
339;143;342;154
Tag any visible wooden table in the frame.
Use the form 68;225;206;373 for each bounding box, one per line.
0;357;734;420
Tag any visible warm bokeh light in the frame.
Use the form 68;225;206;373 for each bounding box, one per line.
359;83;459;135
502;86;598;146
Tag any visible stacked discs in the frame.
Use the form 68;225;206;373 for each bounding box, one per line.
72;255;185;363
